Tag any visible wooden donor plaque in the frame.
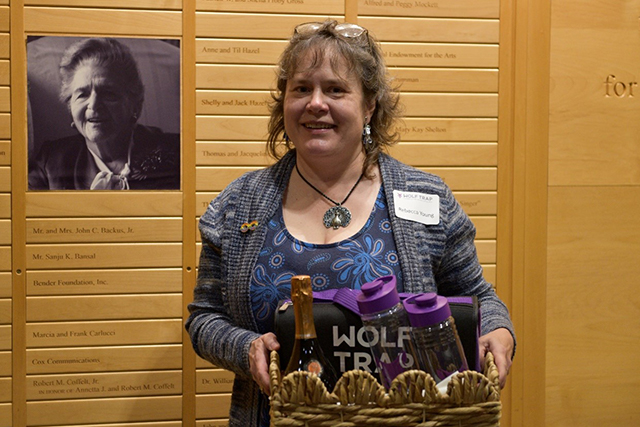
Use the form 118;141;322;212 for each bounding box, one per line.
196;369;235;393
26;243;182;269
0;141;10;165
196;0;342;14
197;39;286;64
27;294;182;321
358;0;499;18
26;218;182;243
27;345;182;374
197;142;271;166
27;370;182;400
27;268;182;296
26;396;182;425
26;319;182;348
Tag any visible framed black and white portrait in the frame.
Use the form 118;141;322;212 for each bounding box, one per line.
27;36;181;191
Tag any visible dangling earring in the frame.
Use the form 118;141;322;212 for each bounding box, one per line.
70;122;76;129
362;118;372;146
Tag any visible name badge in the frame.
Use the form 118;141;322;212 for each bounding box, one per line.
393;190;440;225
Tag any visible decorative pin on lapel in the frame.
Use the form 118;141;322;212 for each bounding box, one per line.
240;220;259;233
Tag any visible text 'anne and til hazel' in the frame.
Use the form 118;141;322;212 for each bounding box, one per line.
275;274;499;402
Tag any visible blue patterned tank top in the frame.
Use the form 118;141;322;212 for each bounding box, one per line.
250;186;404;334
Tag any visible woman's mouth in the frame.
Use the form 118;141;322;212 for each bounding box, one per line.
304;123;334;129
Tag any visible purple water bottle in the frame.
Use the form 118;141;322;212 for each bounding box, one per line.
356;275;418;389
404;293;469;383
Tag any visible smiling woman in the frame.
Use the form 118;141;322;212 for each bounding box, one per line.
27;37;181;191
186;20;515;427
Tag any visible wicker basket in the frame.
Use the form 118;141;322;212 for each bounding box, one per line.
269;350;501;427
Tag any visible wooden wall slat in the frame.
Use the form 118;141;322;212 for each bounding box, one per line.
47;423;182;427
26;268;182;295
195;369;234;393
401;93;498;117
0;377;9;402
0;299;9;324
196;64;276;90
358;0;499;18
0;247;10;271
0;60;8;85
0;114;9;139
196;0;343;14
24;7;182;36
0;142;9;165
25;193;183;217
196;39;286;64
0;34;8;58
26;243;183;269
26;396;182;425
195;394;232;419
0;325;10;350
381;42;498;67
196;116;498;141
0;219;10;245
0;167;10;192
0;194;9;218
196;12;342;38
390;143;497;166
25;0;182;8
26;345;182;374
27;370;182;401
359;16;500;43
196;90;272;115
26;319;182;347
0;7;8;31
0;351;11;375
196;142;271;166
0;402;9;426
26;218;183;243
0;273;10;298
390;68;498;93
26;294;182;321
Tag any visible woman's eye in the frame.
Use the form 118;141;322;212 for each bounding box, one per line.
73;90;88;100
329;87;345;94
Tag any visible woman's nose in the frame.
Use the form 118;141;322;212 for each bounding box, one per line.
87;90;100;110
306;89;328;113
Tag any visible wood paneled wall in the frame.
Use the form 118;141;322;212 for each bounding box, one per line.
8;1;640;427
546;0;640;425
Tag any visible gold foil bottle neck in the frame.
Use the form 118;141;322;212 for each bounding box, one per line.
290;275;317;339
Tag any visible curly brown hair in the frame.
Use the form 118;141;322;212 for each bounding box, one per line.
267;20;402;176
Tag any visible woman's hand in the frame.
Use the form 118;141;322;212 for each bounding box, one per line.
478;328;514;389
249;333;280;395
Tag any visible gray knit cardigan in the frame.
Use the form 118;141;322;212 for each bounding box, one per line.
186;151;515;427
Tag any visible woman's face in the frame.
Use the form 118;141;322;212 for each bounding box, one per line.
68;60;136;147
283;51;375;162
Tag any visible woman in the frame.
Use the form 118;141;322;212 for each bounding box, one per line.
28;38;180;190
186;21;515;427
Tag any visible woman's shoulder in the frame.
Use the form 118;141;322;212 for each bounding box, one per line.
30;134;86;172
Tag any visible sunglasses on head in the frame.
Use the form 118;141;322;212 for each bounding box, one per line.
294;22;368;40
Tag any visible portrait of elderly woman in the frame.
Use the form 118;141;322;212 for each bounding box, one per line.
27;36;181;190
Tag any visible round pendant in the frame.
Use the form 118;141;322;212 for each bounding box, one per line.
323;206;352;229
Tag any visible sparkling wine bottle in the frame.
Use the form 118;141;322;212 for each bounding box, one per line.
283;275;338;392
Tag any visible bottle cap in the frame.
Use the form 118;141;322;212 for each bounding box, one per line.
403;293;451;327
356;275;400;315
